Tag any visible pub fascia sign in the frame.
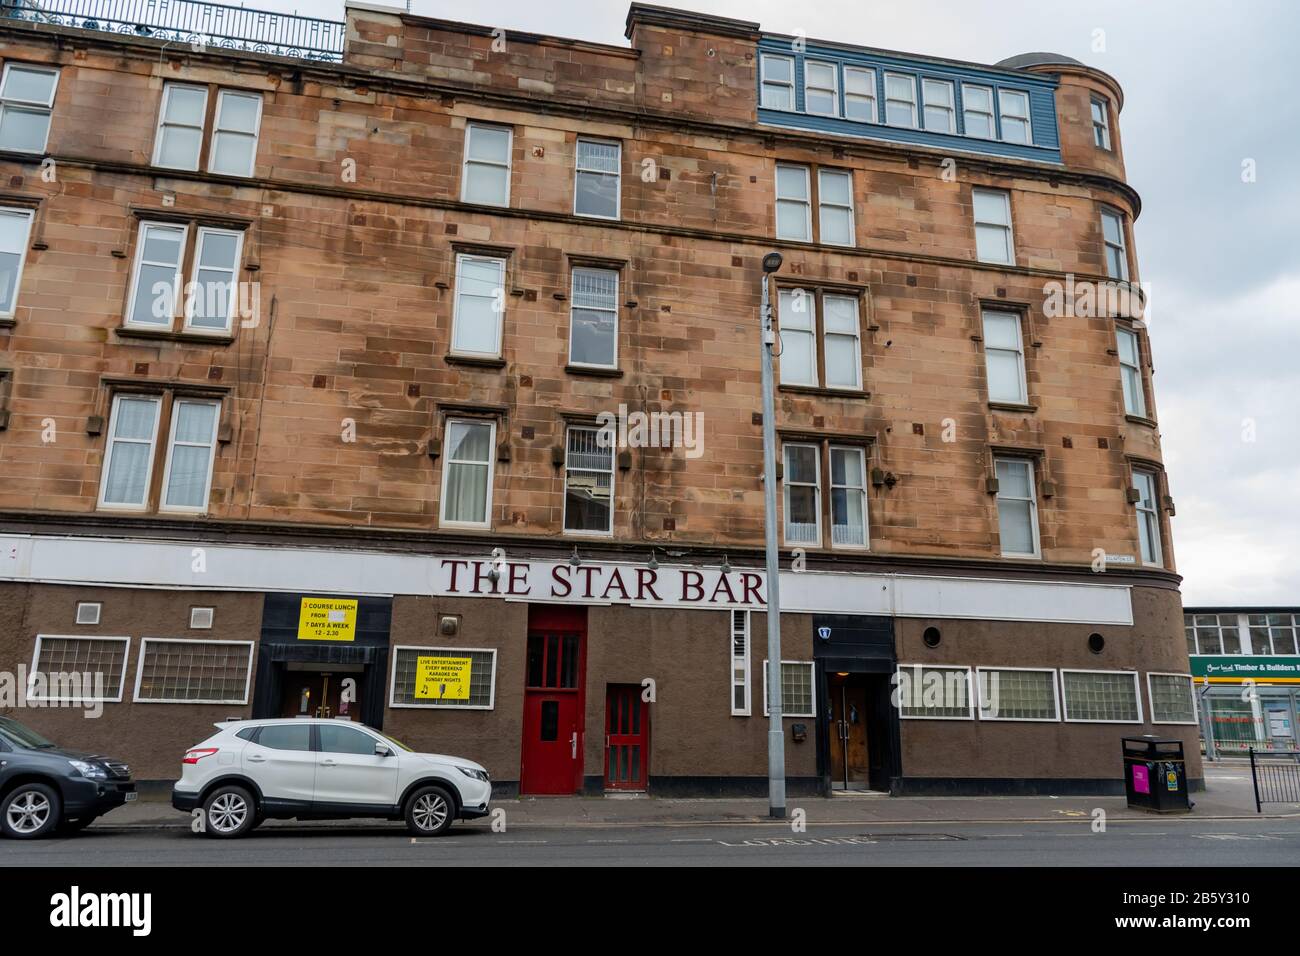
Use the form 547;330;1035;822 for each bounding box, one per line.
431;557;766;610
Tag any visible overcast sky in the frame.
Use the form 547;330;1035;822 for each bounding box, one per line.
263;0;1298;605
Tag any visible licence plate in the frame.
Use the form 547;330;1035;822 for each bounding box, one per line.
125;792;138;802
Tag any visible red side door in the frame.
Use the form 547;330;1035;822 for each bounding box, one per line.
604;684;649;791
520;606;586;795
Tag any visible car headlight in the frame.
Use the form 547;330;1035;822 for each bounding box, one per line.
456;765;489;782
68;759;107;780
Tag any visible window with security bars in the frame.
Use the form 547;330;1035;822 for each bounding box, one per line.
762;660;814;717
392;647;495;708
897;665;972;719
563;425;614;534
977;668;1058;721
31;636;129;701
135;639;252;704
731;610;750;716
1061;670;1141;722
1149;674;1196;724
574;139;620;219
569;267;619;368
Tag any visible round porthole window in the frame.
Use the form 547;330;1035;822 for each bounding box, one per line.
922;626;942;648
1088;633;1105;654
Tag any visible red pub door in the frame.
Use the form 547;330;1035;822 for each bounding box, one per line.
604;684;650;791
519;606;587;795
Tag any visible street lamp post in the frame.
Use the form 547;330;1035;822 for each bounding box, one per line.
759;251;786;819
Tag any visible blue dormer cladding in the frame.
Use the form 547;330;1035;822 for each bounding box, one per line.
756;36;1061;165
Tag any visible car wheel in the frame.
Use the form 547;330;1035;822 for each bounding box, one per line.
1;782;61;839
405;784;455;837
201;785;256;839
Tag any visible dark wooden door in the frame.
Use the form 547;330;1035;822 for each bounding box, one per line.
604;684;649;791
828;675;869;790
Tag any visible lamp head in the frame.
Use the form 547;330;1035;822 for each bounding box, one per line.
762;252;784;274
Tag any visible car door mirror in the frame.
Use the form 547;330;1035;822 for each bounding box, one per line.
375;742;394;757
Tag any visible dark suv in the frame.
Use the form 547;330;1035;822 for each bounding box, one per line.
0;716;136;838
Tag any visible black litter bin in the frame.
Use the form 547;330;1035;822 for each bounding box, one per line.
1122;736;1190;813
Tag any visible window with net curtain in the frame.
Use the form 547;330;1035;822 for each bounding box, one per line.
162;399;219;511
441;419;494;527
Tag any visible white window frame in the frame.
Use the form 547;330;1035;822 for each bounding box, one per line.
998;89;1032;144
921;78;955;134
461;122;513;207
1146;672;1198;726
961;83;995;139
388;645;498;711
450;253;506;359
206;89;262;178
0;63;59;154
774;163;812;242
822;293;862;390
982;309;1027;405
816;168;855;247
1060;668;1143;724
883;72;917;128
782;441;822;547
567;266;620;369
0;205;34;319
573;138;621;220
975;666;1060;722
562;423;615;537
1116;326;1146;418
896;663;975;721
843;66;877;123
438;417;497;530
132;637;255;705
1101;207;1129;280
75;602;102;625
1091;96;1112;150
803;60;840;117
759;54;795;111
730;609;751;717
157;397;222;515
124;221;187;329
151;82;208;171
761;659;816;718
994;456;1040;558
972;187;1015;265
1132;467;1163;567
777;288;817;386
182;226;244;334
828;444;869;549
28;635;130;703
97;393;163;512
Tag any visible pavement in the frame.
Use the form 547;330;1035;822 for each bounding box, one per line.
91;763;1296;831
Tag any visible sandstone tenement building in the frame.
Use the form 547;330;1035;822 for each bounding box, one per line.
0;1;1198;795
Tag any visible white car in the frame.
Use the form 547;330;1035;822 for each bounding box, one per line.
171;718;491;838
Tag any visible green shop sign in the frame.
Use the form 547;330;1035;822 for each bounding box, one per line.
1191;656;1300;682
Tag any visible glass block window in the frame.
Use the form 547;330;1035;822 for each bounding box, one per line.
1148;673;1196;724
134;639;253;704
977;668;1058;721
391;646;496;709
1061;669;1141;722
30;636;130;702
897;664;973;719
762;660;815;718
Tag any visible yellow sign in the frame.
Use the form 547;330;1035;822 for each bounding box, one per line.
297;598;358;642
415;656;472;701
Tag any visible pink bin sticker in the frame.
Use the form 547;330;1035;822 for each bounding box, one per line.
1132;764;1150;794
